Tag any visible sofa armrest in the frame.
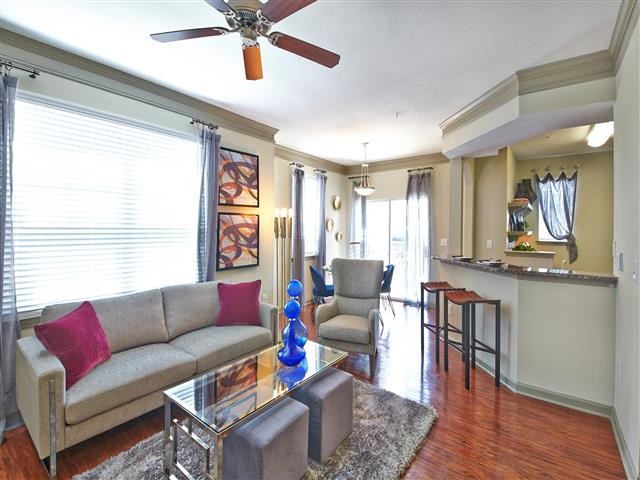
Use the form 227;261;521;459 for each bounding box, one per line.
315;301;339;327
16;336;66;459
259;302;278;345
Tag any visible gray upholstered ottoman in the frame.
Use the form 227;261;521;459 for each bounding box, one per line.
291;367;353;462
222;397;309;480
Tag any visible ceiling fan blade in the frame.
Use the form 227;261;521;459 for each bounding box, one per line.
150;27;229;43
259;0;316;23
269;33;340;68
203;0;235;15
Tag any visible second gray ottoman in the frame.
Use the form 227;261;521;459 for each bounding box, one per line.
223;397;309;480
291;367;353;462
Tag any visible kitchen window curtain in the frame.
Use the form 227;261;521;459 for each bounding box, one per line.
536;172;578;263
405;171;431;304
315;172;327;270
349;181;367;258
196;125;221;282
0;75;19;443
291;167;305;303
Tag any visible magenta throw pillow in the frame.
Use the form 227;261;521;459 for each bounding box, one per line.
216;280;262;327
34;301;111;390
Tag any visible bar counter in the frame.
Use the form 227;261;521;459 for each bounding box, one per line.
430;256;616;416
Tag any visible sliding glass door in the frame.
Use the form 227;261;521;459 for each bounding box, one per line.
365;200;409;300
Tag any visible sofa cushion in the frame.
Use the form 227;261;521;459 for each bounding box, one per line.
41;289;168;354
65;343;195;425
170;325;271;373
216;280;262;327
161;281;220;339
318;314;370;345
34;301;111;389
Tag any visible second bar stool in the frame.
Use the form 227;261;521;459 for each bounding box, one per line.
420;281;465;363
443;290;501;389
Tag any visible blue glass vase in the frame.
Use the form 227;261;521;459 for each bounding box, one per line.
277;358;308;389
277;320;306;366
281;299;307;347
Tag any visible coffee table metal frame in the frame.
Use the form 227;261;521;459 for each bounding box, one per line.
162;341;347;480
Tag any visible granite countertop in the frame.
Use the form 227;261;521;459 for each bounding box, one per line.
434;256;618;286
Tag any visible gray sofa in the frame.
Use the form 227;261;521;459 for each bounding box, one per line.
16;281;278;473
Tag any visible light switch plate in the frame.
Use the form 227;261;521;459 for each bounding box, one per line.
633;260;638;286
618;252;624;272
486;239;493;249
440;238;448;247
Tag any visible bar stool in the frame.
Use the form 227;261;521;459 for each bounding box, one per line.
420;281;465;363
443;290;501;389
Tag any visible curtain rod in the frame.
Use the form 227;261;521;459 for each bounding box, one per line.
190;117;218;130
289;162;304;169
407;167;434;173
348;175;370;180
0;59;40;78
313;168;327;174
531;163;580;174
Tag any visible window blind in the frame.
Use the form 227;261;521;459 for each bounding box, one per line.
13;97;200;314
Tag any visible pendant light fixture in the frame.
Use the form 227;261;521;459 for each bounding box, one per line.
354;142;375;196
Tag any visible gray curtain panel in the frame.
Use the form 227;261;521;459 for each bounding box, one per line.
349;181;367;258
405;171;432;304
197;126;221;282
536;172;578;263
291;168;305;303
315;173;327;270
0;75;19;443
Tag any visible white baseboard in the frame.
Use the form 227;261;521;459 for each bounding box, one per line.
611;408;639;480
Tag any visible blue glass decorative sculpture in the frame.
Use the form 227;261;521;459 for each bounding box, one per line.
277;279;307;366
281;279;308;347
277;358;308;388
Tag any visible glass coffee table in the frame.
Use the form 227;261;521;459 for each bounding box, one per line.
162;340;347;480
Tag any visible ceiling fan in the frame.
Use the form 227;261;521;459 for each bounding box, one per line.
150;0;340;81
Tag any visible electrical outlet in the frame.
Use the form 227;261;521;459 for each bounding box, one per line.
440;238;448;247
261;293;268;302
633;260;638;286
618;252;624;272
486;239;493;249
619;362;624;385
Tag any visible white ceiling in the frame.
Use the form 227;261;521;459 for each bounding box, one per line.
510;125;614;160
0;0;621;164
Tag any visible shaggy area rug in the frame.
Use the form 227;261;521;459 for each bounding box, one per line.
73;380;437;480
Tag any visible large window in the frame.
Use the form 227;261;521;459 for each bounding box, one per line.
303;174;320;256
13;97;200;314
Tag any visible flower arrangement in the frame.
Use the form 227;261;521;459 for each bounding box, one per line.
513;241;536;252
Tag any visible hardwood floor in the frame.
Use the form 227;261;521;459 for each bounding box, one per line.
1;304;626;479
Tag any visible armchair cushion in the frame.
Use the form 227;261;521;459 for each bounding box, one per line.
318;315;370;345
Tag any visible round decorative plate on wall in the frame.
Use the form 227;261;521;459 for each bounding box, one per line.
332;196;342;210
326;218;335;232
335;232;343;241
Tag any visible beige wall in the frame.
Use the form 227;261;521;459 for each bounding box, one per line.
474;153;507;261
516;151;613;272
613;18;640;478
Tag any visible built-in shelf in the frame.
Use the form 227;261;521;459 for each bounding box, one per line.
504;250;555;257
507;231;534;236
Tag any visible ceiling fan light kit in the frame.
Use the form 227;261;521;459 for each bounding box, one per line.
150;0;340;80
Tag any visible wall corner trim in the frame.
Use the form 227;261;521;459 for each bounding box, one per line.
0;28;279;142
611;407;639;480
609;0;640;73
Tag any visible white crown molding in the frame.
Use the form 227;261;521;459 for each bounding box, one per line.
439;75;519;137
609;0;640;73
274;145;347;174
344;152;449;176
440;49;615;139
516;50;614;95
0;28;279;142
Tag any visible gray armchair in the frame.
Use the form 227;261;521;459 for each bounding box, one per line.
315;258;384;375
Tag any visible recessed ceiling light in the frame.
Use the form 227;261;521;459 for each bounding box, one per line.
587;121;614;147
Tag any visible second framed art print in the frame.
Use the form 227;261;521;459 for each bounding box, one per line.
218;147;259;207
217;213;259;271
